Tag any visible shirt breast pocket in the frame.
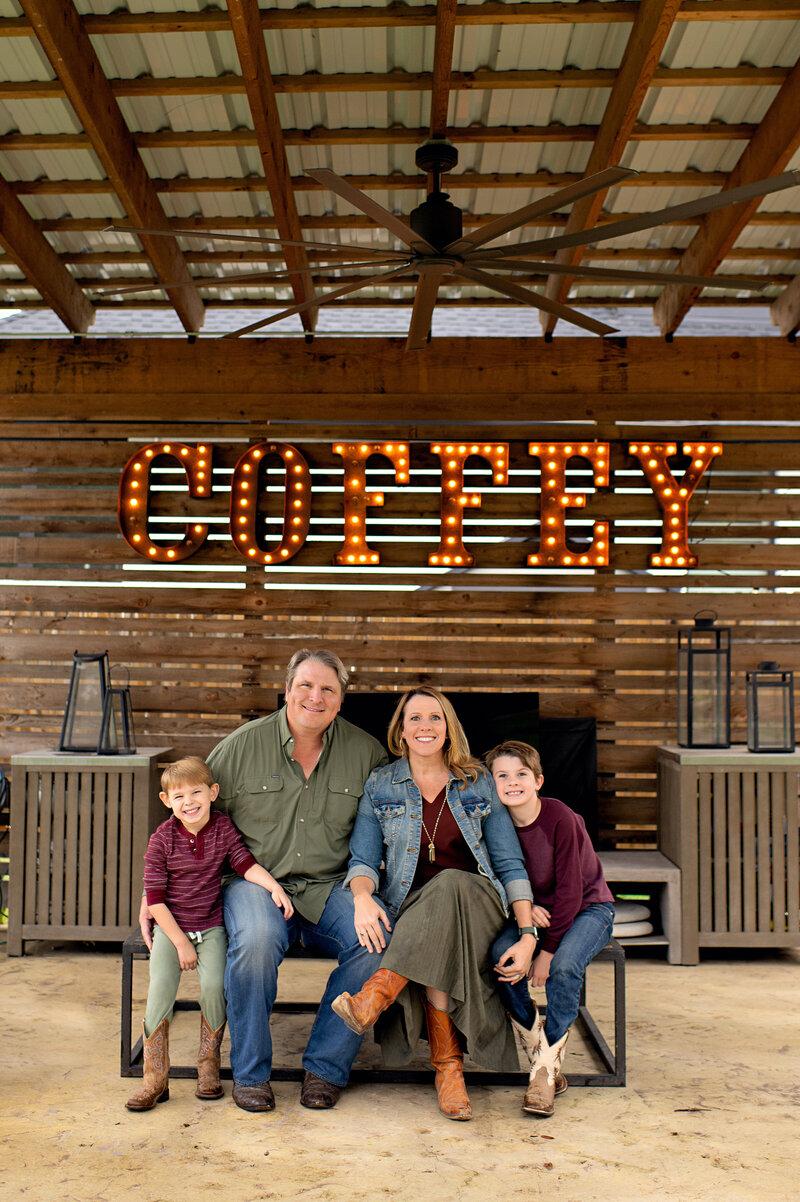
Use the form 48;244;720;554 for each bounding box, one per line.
373;800;406;838
326;778;361;837
460;798;492;834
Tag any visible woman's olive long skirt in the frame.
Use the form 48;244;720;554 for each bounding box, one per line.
375;868;521;1072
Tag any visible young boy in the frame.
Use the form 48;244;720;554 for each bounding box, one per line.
486;740;614;1118
126;757;292;1112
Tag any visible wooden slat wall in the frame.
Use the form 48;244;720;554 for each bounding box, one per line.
2;336;799;848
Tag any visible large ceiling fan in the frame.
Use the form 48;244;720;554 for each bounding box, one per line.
106;141;799;349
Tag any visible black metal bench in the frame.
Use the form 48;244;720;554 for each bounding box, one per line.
120;931;625;1087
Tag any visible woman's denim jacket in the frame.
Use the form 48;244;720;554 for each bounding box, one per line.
343;758;533;919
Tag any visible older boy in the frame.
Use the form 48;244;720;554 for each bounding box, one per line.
487;739;614;1118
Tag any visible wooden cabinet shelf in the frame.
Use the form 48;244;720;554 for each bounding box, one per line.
657;745;800;965
8;748;170;955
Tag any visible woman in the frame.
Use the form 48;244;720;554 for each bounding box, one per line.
331;686;536;1120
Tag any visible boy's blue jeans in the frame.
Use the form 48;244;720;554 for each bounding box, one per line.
491;902;615;1045
223;878;391;1088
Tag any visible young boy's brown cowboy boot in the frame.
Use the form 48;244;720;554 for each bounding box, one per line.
195;1014;226;1100
331;968;409;1035
422;997;472;1121
125;1017;170;1111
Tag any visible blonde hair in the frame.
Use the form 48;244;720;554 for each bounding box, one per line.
485;740;543;778
160;756;214;794
387;686;482;786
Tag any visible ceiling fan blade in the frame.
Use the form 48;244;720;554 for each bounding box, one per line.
88;259;409;297
221;264;417;339
104;223;406;257
467;256;769;292
406;263;452;351
305;168;438;255
456;266;617;337
481;170;800;259
444;167;638;256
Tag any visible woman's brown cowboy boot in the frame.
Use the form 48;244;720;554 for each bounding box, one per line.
423;998;472;1121
195;1014;226;1100
332;968;409;1035
125;1017;170;1111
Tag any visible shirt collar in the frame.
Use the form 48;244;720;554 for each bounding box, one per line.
279;704;337;750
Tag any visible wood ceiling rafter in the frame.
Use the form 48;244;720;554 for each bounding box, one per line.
3;2;800;37
7;170;759;197
0;122;765;154
430;0;459;140
654;55;800;335
17;0;203;333
33;212;800;234
225;0;315;331
770;267;800;335
0;174;95;332
540;0;684;335
6;246;793;268
0;65;791;100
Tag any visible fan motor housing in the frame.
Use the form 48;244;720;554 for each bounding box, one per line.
410;192;463;251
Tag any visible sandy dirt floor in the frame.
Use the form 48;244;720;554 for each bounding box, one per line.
2;937;799;1202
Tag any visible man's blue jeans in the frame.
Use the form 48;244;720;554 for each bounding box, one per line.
491;902;614;1044
223;878;391;1088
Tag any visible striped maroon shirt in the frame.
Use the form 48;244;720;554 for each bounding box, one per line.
144;809;257;931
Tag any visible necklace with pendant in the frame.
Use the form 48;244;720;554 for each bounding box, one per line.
420;791;449;863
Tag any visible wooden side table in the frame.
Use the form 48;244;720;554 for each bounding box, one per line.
657;745;800;964
8;748;171;955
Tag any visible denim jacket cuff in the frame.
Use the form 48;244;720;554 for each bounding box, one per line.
343;863;380;891
505;878;534;905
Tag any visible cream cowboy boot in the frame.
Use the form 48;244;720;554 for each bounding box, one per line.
510;1007;567;1100
522;1026;570;1117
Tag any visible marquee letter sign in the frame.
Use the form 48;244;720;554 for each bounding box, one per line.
332;442;410;565
230;442;311;564
429;442;509;566
118;437;722;569
527;442;610;567
628;441;722;568
119;441;212;561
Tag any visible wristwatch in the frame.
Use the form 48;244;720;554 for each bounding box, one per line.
518;926;537;937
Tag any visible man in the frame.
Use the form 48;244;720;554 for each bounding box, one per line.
141;648;389;1113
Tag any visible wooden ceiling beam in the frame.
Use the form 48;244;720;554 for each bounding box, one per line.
225;0;315;330
0;64;789;102
430;0;459;140
34;212;800;235
3;3;800;37
0;122;760;154
8;170;744;196
18;0;203;333
23;247;796;267
540;0;684;335
0;173;94;331
770;272;800;336
654;56;800;335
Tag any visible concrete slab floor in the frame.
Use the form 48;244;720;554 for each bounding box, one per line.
2;937;798;1202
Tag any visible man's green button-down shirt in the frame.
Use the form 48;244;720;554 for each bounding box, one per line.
206;708;388;923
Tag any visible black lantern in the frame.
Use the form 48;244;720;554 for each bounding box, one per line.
98;666;137;754
59;651;110;752
746;661;795;753
677;613;731;748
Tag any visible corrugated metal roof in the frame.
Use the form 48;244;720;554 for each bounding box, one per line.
0;1;798;337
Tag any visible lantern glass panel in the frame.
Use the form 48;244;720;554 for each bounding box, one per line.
98;687;136;754
747;666;794;753
60;652;110;752
677;624;731;748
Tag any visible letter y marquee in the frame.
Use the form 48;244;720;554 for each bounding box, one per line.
628;441;722;568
